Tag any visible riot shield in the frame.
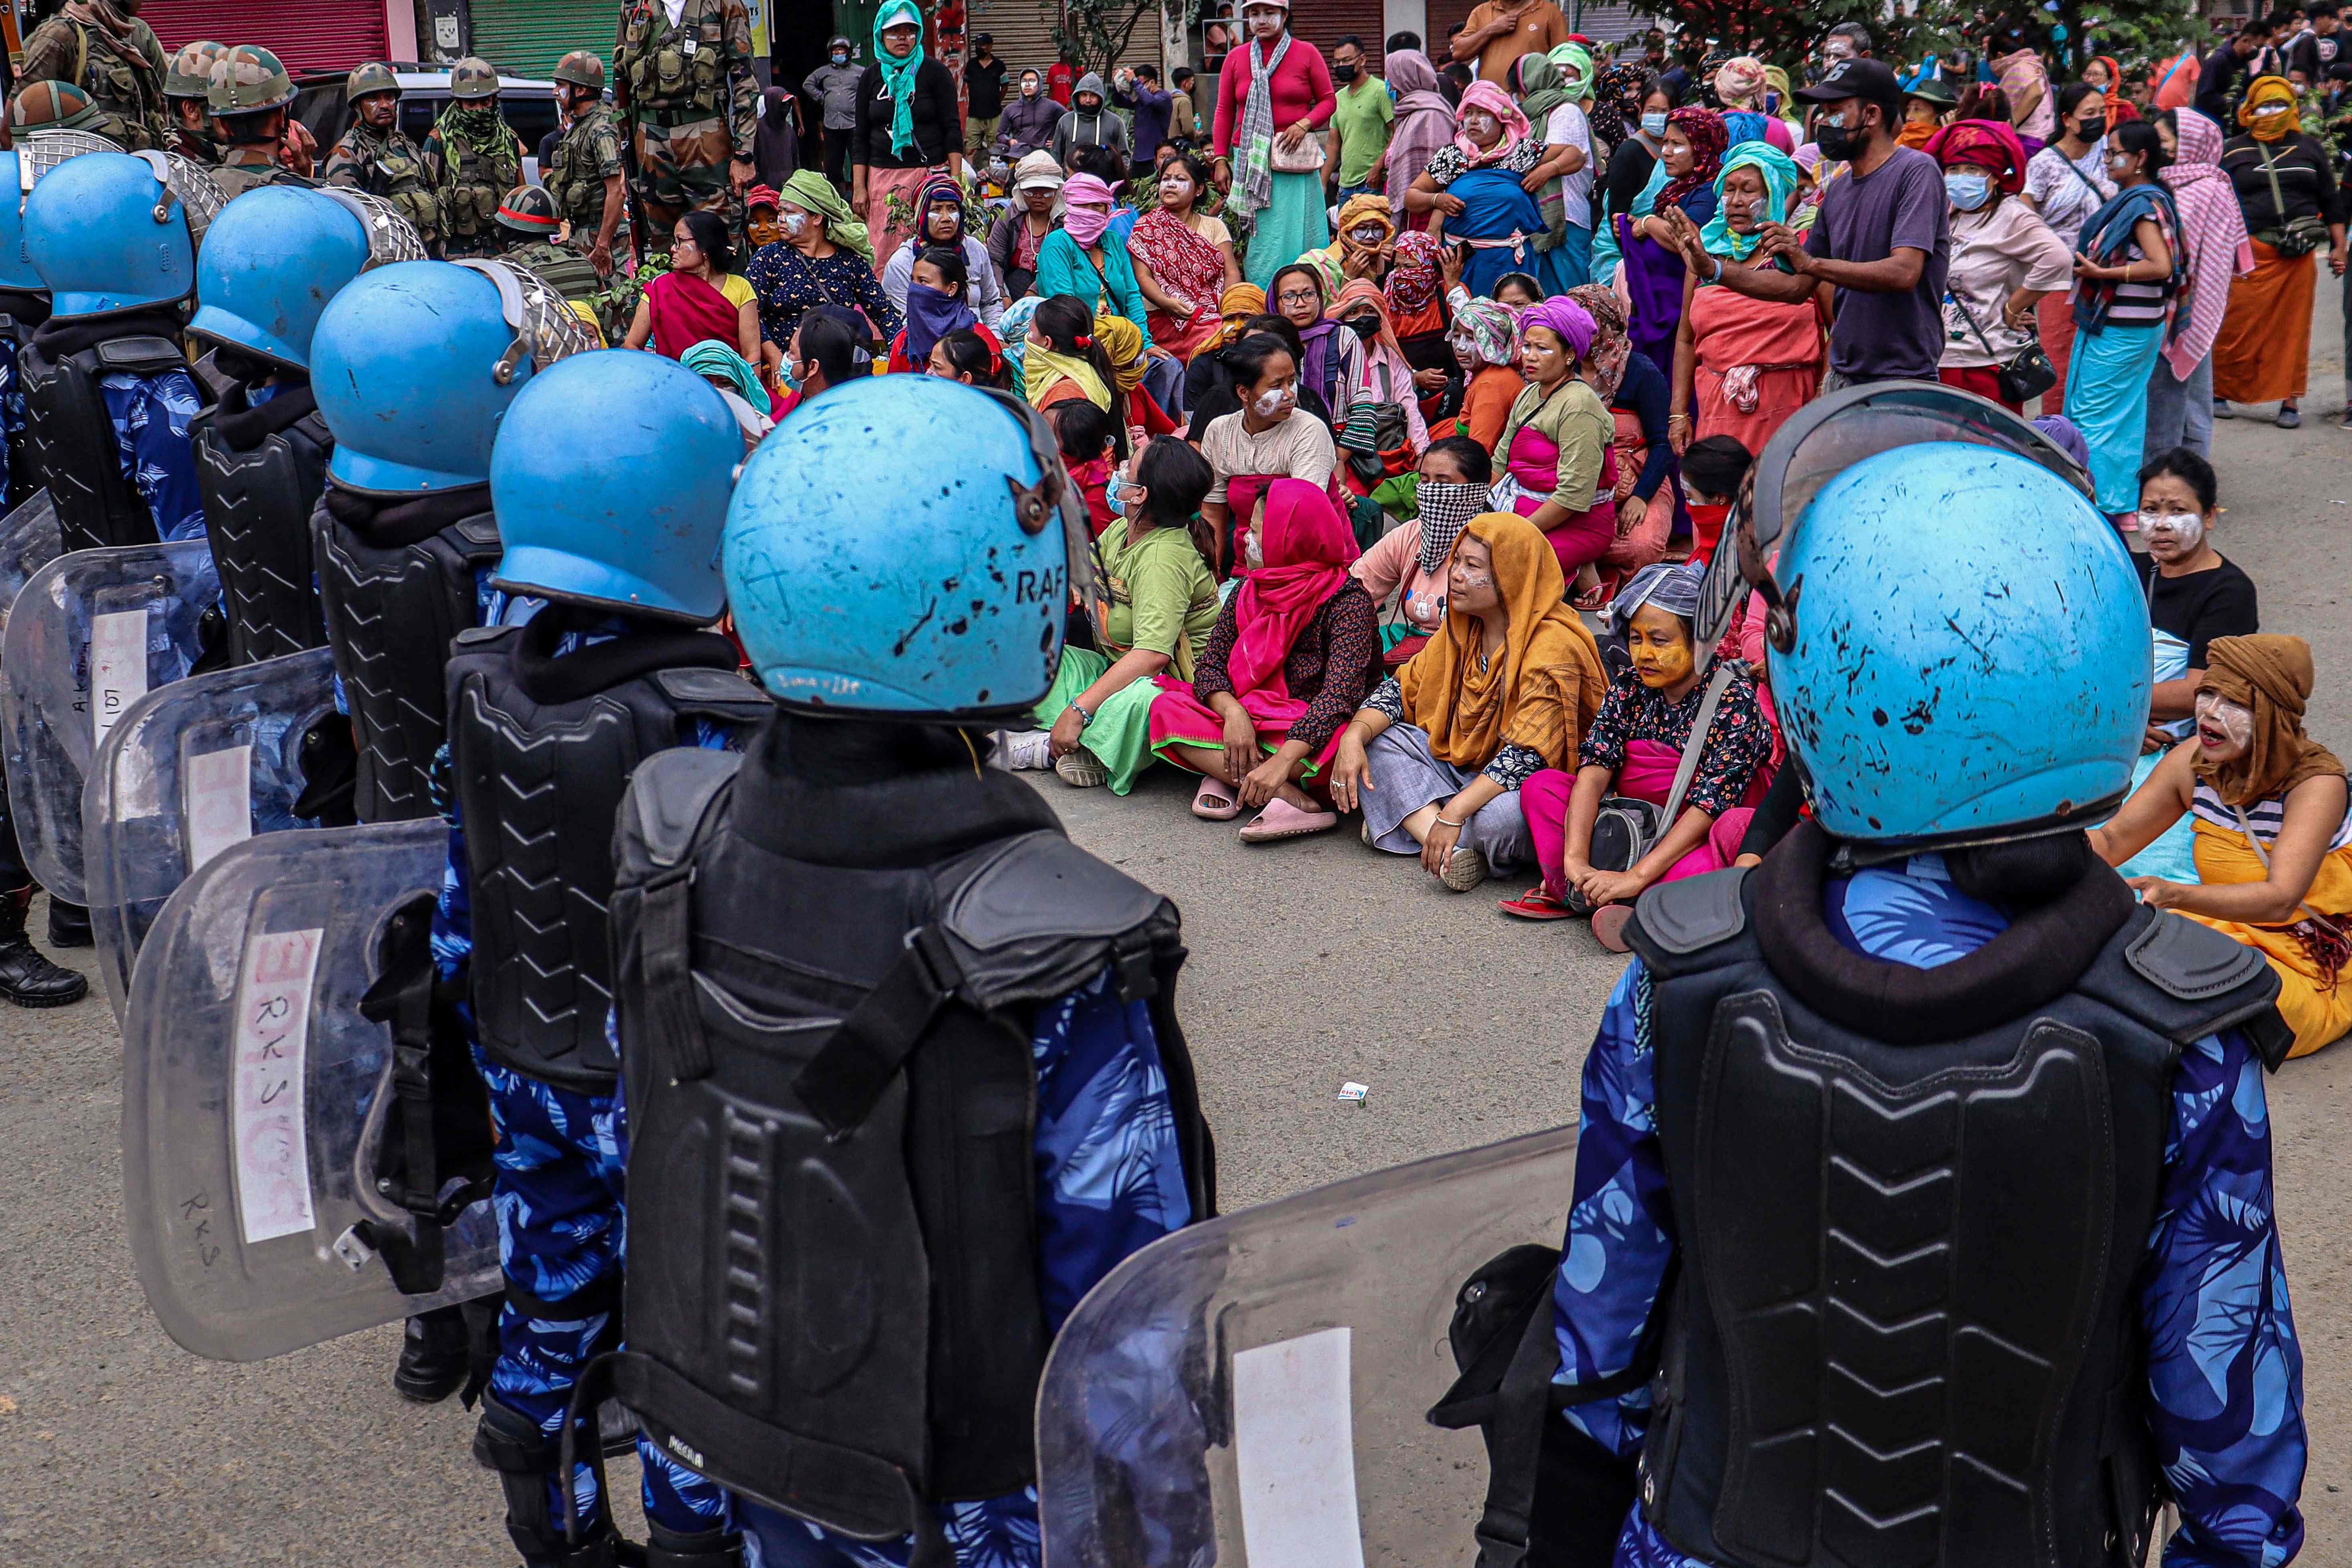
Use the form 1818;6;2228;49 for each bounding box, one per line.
84;646;341;1022
121;819;502;1363
1036;1126;1579;1568
1694;380;2095;668
0;538;218;903
0;488;62;627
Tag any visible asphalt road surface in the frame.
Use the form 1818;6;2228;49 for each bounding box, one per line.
3;295;2347;1566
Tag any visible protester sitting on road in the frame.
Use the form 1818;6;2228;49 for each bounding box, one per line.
1328;510;1608;892
878;172;1007;327
625;211;760;366
1053;398;1120;535
1035;172;1152;334
1433;291;1522;447
1197;333;1341;575
884;246;979;373
1352;435;1493;664
745;169;900;372
1326;279;1431;455
1184;310;1337;436
2090;633;2352;1058
988;151;1065;299
1022;293;1125;435
1678;431;1750;569
1507;560;1773;944
1491;271;1545;310
926;323;1009;387
1487;294;1617;583
1268;261;1361;418
1127;151;1241;360
1150;479;1383;840
1003;435;1221;791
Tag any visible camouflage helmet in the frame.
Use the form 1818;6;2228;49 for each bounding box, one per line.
208;45;298;115
12;81;102;133
346;61;402;104
550;50;605;92
449;57;502;101
165;40;228;100
494;182;561;234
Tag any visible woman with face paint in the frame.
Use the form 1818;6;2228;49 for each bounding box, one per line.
1128;151;1242;359
1489;295;1619;584
878;173;1007;328
1434;293;1524;448
1196;332;1341;574
744;167;901;380
1352;436;1495;664
1927;118;2071;412
849;0;967;269
1507;561;1774;943
999;69;1063;157
2211;75;2347;428
2091;634;2352;1058
1403;81;1547;297
1671;140;1823;455
1209;0;1338;288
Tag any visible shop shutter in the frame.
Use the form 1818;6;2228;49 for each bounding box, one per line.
1424;0;1478;64
1288;0;1386;59
965;0;1064;83
143;0;388;76
468;0;618;81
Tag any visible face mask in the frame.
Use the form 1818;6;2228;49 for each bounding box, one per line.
1640;111;1669;136
2077;113;2107;138
1108;477;1142;517
1943;170;1992;210
1632;632;1695;688
1814;113;1859;160
1063;203;1112;246
831;51;849;64
2194;690;2254;752
1345;314;1381;340
1251;385;1293;418
1332;61;1359;82
2138;508;2206;550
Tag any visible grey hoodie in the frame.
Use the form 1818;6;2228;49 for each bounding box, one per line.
1050;72;1130;168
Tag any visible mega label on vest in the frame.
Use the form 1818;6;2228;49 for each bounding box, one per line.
182;744;253;872
89;607;149;744
1232;1327;1367;1568
229;927;324;1245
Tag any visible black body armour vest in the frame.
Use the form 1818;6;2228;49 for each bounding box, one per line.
444;615;771;1093
1623;825;2291;1568
0;296;47;507
193;382;333;667
601;722;1215;1547
19;329;188;554
313;484;501;824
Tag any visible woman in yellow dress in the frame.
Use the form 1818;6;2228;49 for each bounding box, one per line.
2091;633;2352;1057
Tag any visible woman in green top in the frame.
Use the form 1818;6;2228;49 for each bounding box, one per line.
1002;435;1223;791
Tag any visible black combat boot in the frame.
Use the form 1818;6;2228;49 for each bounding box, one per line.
393;1305;471;1403
44;898;92;949
0;889;86;1006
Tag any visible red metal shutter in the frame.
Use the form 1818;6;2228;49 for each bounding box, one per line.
1287;0;1384;61
144;0;390;76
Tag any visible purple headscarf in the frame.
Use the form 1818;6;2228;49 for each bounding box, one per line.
1518;295;1596;362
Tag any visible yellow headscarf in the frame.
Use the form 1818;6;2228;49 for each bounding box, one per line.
2239;75;2301;140
1327;193;1395;261
1206;281;1266;351
1092;310;1149;393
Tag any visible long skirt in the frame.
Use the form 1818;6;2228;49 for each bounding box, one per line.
861;164;939;271
2211;240;2316;403
2061;318;2164;514
1032;646;1164;794
2182;821;2352;1058
1360;723;1533;872
2034;289;2079;396
1241;171;1332;291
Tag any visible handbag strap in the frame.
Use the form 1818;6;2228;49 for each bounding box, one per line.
1662;663;1737;827
1945;284;2004;360
2257;139;2296;233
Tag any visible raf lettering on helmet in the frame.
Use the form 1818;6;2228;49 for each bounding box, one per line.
1014;564;1067;605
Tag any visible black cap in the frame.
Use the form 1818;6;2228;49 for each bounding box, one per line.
972;30;992;44
1796;57;1903;115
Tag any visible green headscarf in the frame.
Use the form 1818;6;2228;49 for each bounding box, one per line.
873;0;925;160
1546;42;1594;101
680;338;768;409
1516;52;1574;125
781;167;874;263
1698;142;1798;267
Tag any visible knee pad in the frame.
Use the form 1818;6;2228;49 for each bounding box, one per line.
474;1394;614;1568
644;1523;743;1568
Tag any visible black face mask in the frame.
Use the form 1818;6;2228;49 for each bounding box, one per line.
1332;61;1359;83
1345;314;1381;340
1814;114;1861;160
2076;113;2107;138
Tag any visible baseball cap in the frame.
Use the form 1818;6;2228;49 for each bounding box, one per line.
1797;57;1902;115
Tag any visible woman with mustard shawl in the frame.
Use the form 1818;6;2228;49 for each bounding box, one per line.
2210;75;2348;427
1329;510;1607;891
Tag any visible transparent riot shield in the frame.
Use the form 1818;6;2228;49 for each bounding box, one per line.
0;538;217;903
0;488;62;626
1036;1126;1579;1568
84;646;341;1022
121;819;502;1363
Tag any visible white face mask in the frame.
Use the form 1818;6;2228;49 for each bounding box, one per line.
2194;690;2255;753
1251;384;1294;418
2137;507;2206;551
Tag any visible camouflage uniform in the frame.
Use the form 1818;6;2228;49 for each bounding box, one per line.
545;53;631;258
13;6;169;150
205;46;308;200
495;185;631;343
210;148;309;198
162;39;225;165
612;0;759;235
422;65;526;259
325;65;443;252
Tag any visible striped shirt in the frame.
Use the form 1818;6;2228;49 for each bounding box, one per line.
2103;238;2174;325
2192;775;2352;849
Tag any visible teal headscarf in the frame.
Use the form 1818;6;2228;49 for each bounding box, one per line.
873;0;925;160
1697;142;1798;267
680;338;768;409
1545;42;1594;100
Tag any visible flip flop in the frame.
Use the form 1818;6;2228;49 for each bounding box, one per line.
1192;775;1242;821
1238;797;1340;843
1591;904;1635;952
1498;886;1578;921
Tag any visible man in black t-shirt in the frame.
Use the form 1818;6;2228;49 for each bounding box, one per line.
2198;18;2275;123
964;32;1010;162
2285;2;2342;85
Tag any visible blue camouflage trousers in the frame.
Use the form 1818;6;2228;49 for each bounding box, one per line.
474;1047;730;1536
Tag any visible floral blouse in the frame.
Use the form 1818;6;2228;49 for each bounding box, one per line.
1576;660;1771;816
1421;136;1544;188
1194;581;1383;753
1364;673;1549;789
744;241;903;351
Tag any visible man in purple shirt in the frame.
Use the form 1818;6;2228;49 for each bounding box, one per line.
1666;57;1950;384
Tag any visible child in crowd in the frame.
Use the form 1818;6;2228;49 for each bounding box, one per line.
1678;433;1751;566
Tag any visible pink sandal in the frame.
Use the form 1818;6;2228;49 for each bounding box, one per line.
1238;797;1340;843
1591;904;1636;952
1192;775;1242;821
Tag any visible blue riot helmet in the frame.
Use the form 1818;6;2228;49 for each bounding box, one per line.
311;257;597;493
188;189;370;370
724;374;1095;718
23;150;208;318
490;350;738;623
1766;440;2149;847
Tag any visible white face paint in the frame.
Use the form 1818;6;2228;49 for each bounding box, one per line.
2194;690;2255;758
1461;111;1499;140
1349;223;1386;245
779;210;809;237
1251;384;1294;419
2138;507;2206;553
1243;524;1265;569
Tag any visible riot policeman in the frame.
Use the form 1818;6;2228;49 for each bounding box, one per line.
544;51;630;279
590;377;1215;1564
12;0;168;150
448;349;770;1568
423;59;526;259
1525;408;2307;1567
324;62;444;252
206;45;309;198
162;39;225;163
491;185;611;342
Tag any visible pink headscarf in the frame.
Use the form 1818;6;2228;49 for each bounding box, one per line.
1450;80;1531;167
2159;108;2255;378
1061;173;1116;245
1228;479;1361;716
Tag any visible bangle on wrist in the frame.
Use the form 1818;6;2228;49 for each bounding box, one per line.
1435;815;1466;829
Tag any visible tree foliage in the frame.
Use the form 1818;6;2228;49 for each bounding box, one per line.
1052;0;1197;77
1648;0;2209;82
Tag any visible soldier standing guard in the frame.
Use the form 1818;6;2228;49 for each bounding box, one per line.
544;51;631;279
12;0;168;151
612;0;760;238
162;39;224;163
206;47;310;199
423;58;526;259
324;63;445;255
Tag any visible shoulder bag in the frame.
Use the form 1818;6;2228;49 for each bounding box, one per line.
1588;662;1739;875
2253;140;2329;257
1947;283;2058;405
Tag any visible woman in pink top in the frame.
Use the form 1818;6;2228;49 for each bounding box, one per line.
1210;0;1336;289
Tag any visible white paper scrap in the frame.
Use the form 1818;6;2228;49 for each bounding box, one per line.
183;744;253;872
90;607;149;744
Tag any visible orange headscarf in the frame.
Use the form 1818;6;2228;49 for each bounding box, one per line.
1396;511;1606;769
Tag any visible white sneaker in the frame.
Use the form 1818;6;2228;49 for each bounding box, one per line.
995;729;1054;770
1054;749;1110;788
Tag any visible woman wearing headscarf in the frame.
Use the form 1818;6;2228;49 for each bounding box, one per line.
2083;55;2140;123
851;0;965;269
1433;292;1522;447
1928;118;2072;413
1353;435;1494;662
1507;560;1774;943
1035;172;1153;332
1991;25;2055;140
878;171;1006;328
1329;510;1609;892
2092;633;2352;1058
2211;76;2346;428
680;338;777;447
1761;63;1800;129
754;85;801;190
988;151;1064;300
1302;191;1398;298
1490;294;1618;580
1614;105;1725;375
1128;150;1242;360
884;245;981;375
1671;140;1822;451
1383;49;1458;231
1514;50;1596;290
2064;119;2184;518
1210;0;1337;289
1711;55;1795;151
1149;477;1382;838
746;169;902;376
1383;231;1452;396
1567;281;1679;602
1094;310;1183;441
1404;80;1547;297
1021;293;1120;421
2147;109;2253;456
1325;278;1431;455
